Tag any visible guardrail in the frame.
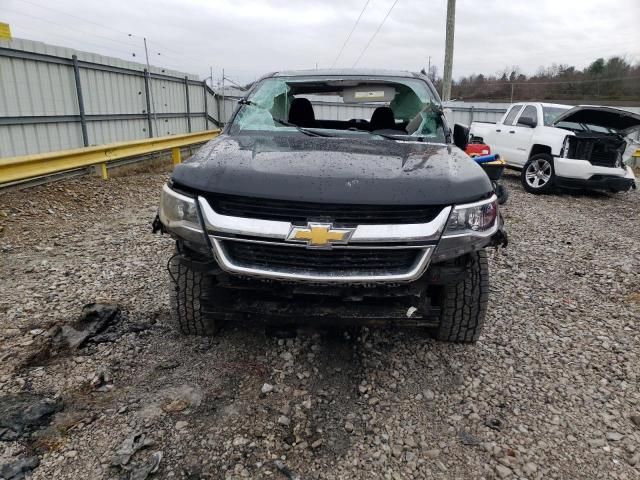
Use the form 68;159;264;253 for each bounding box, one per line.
0;129;220;185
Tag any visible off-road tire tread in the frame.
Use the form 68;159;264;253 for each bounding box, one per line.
168;255;219;336
436;250;489;343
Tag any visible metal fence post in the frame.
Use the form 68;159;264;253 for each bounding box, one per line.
215;92;221;127
469;105;475;125
143;69;153;138
71;55;89;147
203;81;209;130
184;76;192;133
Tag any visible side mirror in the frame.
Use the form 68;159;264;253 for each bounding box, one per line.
517;116;537;128
453;124;469;151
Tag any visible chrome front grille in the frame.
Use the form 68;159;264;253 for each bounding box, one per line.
223;241;421;275
198;196;450;283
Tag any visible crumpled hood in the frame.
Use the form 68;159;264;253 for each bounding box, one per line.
553;105;640;135
171;134;492;205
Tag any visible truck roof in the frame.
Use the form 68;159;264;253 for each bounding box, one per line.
271;68;422;79
515;102;571;109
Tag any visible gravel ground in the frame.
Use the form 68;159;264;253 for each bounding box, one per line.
0;169;639;480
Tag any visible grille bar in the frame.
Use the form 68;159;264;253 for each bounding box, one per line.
223;241;419;274
206;193;443;225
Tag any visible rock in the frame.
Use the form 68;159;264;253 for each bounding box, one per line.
261;383;274;394
280;352;293;362
485;418;502;431
311;439;322;449
630;415;640;428
587;438;606;448
392;446;402;458
278;415;290;427
423;390;435;401
162;399;189;413
0;393;63;440
129;451;162;480
606;432;624;441
274;460;300;480
458;429;480;446
301;399;312;410
65;450;77;458
523;462;537;474
495;464;512;478
344;422;354;433
111;432;154;467
425;449;440;459
0;456;40;479
232;436;248;446
628;453;640;466
175;421;189;430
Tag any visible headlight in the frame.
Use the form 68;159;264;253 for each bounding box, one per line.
443;196;497;236
158;184;205;243
433;195;499;262
561;136;571;158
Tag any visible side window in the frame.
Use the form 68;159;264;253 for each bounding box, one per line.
502;105;522;126
519;105;537;124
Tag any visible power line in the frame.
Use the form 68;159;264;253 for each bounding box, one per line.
331;0;370;68
352;0;400;67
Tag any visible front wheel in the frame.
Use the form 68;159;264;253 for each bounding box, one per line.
434;250;489;343
521;154;555;194
168;251;222;336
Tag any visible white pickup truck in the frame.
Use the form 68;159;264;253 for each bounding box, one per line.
470;102;639;194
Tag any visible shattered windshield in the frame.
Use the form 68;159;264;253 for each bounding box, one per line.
230;76;446;142
542;106;571;126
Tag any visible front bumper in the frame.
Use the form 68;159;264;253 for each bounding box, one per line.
159;185;503;284
554;157;636;186
555;175;636;192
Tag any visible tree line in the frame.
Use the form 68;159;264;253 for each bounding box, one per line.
425;56;640;102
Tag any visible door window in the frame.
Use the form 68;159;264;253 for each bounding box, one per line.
503;105;522;125
518;105;538;125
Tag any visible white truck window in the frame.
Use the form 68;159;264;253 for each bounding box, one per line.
503;105;522;126
519;105;537;124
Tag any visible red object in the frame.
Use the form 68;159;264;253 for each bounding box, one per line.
465;143;491;157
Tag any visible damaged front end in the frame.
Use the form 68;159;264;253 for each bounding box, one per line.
553;105;640;192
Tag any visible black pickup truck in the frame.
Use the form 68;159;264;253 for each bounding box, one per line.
155;69;506;343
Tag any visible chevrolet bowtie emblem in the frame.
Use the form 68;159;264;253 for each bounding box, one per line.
287;223;355;248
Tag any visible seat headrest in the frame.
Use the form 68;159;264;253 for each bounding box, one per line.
288;98;315;127
370;106;396;131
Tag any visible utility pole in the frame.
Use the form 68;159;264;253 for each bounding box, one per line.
221;68;225;125
442;0;455;101
143;37;158;136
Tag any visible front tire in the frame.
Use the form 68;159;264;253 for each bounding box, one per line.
434;250;489;343
168;252;221;336
521;154;555;194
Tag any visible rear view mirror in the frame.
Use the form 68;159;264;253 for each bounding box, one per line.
453;124;469;151
517;116;537;128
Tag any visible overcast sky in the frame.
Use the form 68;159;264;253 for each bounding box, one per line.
3;0;639;84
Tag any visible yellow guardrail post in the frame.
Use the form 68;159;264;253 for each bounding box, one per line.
172;147;181;165
0;130;220;185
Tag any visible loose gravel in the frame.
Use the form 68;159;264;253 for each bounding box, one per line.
0;170;639;480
